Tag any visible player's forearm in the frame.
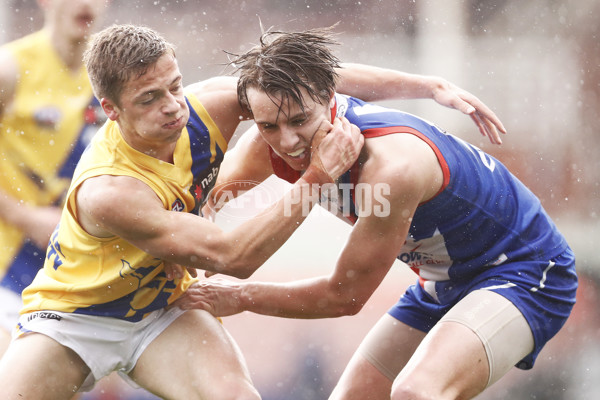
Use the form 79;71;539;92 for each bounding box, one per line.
0;190;32;229
239;277;361;319
211;178;321;278
337;62;440;102
0;190;60;247
205;178;262;216
206;118;362;278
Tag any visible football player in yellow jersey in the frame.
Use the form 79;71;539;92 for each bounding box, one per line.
0;0;108;354
0;23;505;399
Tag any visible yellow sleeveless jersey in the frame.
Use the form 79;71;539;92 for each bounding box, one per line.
21;94;228;321
0;29;103;290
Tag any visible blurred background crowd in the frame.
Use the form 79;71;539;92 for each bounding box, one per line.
1;0;598;399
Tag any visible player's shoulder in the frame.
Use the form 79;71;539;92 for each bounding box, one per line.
0;45;18;76
185;76;249;140
79;174;152;212
0;31;49;85
2;30;46;58
362;131;440;189
185;77;238;104
0;48;18;111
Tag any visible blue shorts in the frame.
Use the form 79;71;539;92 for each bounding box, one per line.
388;247;577;369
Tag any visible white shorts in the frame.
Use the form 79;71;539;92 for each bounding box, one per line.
0;286;22;332
15;307;186;392
358;289;534;387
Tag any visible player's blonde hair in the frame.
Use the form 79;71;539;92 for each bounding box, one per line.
83;24;176;105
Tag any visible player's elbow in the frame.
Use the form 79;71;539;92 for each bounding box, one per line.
341;301;365;316
226;265;257;280
322;280;370;316
325;296;365;317
195;236;264;279
212;254;261;280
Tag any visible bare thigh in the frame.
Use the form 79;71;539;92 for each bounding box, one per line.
0;328;11;356
392;290;534;400
329;314;426;400
129;309;260;400
0;332;90;399
441;289;534;387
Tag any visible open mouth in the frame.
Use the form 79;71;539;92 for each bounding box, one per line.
287;148;305;157
75;13;94;28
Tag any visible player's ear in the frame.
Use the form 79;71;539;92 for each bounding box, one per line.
100;98;119;121
328;91;335;109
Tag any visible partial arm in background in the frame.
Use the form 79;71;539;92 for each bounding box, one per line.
0;48;61;248
336;63;506;144
0;190;61;249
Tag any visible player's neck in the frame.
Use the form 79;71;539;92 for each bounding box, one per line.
45;27;86;73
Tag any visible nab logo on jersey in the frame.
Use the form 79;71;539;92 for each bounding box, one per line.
171;199;184;212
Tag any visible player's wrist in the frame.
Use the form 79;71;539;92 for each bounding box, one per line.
299;166;330;186
301;149;336;186
238;283;255;312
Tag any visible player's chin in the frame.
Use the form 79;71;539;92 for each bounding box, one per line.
283;155;309;171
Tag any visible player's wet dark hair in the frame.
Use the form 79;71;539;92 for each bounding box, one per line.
230;26;341;118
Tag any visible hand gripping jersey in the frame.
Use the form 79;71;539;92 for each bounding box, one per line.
0;30;103;292
21;94;227;322
269;94;570;303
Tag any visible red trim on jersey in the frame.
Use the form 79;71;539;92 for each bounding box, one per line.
347;161;360;224
268;145;302;184
330;101;337;122
345;213;358;224
362;126;451;196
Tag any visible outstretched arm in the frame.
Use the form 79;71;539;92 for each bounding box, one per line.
336;63;506;144
174;168;413;318
78;118;363;280
173;199;404;319
175;133;434;318
188;69;505;145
